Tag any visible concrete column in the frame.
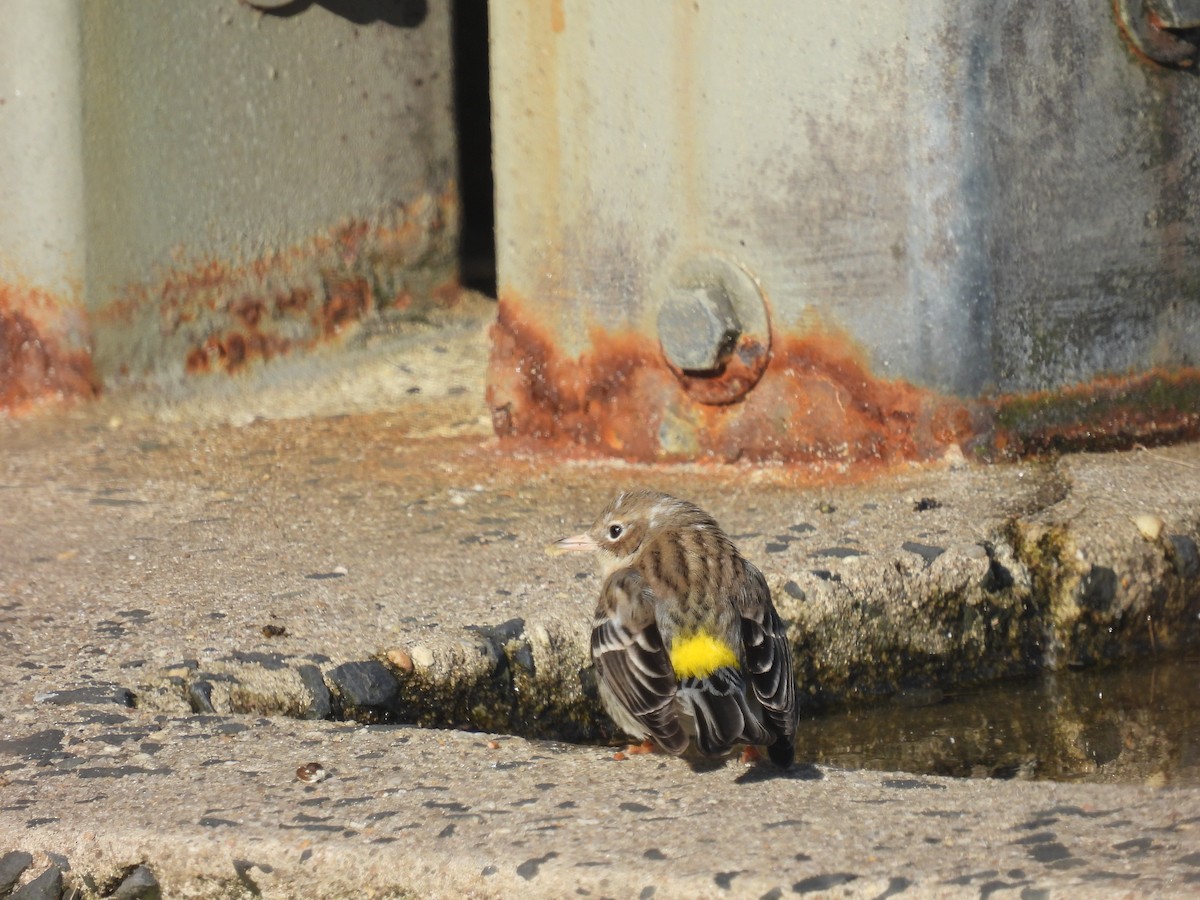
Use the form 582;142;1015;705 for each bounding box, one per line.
0;0;94;409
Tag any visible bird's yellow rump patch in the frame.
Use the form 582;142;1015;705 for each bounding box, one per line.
669;632;738;679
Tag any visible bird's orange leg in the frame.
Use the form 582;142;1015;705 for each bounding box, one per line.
612;739;657;760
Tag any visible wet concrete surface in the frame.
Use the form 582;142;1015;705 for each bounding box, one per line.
2;314;1200;896
795;654;1200;786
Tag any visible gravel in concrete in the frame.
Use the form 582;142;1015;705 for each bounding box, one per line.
4;702;1200;898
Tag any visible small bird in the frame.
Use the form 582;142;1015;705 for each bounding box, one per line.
549;489;797;766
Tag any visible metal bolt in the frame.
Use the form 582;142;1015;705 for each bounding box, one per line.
1116;0;1200;68
656;284;742;374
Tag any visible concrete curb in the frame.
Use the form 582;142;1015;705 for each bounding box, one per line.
4;705;1200;898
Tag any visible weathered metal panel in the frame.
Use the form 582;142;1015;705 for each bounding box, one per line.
1;0;459;411
487;1;1200;462
82;1;459;388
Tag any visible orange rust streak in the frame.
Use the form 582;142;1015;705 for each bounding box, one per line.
486;291;976;466
0;283;98;414
95;190;460;380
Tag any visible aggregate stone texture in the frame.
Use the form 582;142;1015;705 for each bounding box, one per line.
2;705;1200;898
1;370;1199;895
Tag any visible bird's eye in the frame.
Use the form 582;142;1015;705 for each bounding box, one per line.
607;523;623;540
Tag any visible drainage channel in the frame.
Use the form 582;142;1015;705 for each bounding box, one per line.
45;633;1200;786
793;654;1200;786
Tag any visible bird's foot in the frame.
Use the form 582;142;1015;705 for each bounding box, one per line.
739;745;763;765
612;739;656;761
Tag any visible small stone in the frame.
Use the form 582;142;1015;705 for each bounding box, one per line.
901;541;945;565
0;852;33;896
327;661;399;711
528;624;551;650
261;624;287;638
410;645;435;669
296;762;328;784
12;864;62;900
486;740;500;750
332;565;348;576
941;443;967;468
1134;514;1164;542
188;681;216;714
110;865;162;900
386;648;413;672
297;664;332;721
1168;535;1200;580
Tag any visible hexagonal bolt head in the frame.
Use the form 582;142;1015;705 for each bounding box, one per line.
657;284;742;374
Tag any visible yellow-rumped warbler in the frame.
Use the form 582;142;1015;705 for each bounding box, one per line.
551;489;796;766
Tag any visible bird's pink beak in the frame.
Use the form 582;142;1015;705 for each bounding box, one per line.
546;532;598;556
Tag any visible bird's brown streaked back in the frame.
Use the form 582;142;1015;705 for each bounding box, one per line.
551;489;798;766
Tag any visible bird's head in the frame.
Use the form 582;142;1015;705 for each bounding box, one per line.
547;490;701;577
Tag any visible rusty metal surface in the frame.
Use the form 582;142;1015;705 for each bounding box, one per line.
487;1;1200;463
79;1;458;387
488;294;976;466
96;190;460;384
490;289;1200;464
0;1;93;414
0;283;97;414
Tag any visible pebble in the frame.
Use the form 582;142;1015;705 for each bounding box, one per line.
410;645;435;669
942;443;967;468
296;762;328;784
110;864;162;900
326;661;399;709
387;648;414;672
1133;514;1164;542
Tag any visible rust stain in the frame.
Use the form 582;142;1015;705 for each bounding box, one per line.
549;0;565;34
185;330;293;376
319;276;374;336
0;283;98;414
97;189;460;380
671;334;771;406
488;291;1200;466
486;292;977;466
991;368;1200;456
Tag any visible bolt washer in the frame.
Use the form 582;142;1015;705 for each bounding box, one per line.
659;254;772;405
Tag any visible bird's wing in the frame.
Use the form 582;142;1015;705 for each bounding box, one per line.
676;668;770;756
590;569;689;754
736;562;798;765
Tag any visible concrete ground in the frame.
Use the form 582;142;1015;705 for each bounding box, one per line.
2;307;1200;897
